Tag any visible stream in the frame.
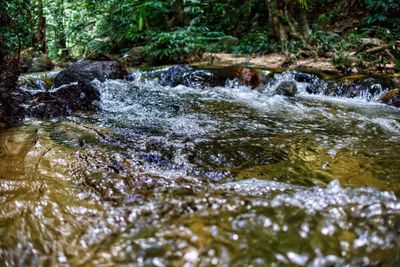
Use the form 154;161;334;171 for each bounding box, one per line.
1;68;400;266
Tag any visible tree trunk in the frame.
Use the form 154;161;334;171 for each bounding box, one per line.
267;0;288;53
54;0;69;59
298;7;310;37
0;13;11;69
166;0;187;29
266;0;310;55
0;13;23;126
33;0;47;53
174;0;187;27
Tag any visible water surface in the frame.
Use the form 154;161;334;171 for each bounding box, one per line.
1;69;400;266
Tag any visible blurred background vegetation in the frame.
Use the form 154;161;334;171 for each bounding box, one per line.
0;0;399;68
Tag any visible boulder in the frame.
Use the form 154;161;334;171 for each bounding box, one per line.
0;89;31;127
19;47;36;71
334;76;398;99
159;65;261;89
85;51;113;61
0;104;24;127
54;60;127;87
294;72;325;94
28;81;101;118
233;67;260;89
122;46;145;66
160;66;238;89
275;81;298;97
323;81;345;96
27;54;54;73
378;88;400;108
182;70;226;89
159;65;193;87
18;77;53;92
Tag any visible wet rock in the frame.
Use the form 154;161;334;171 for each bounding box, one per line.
159;65;193;87
294;72;319;84
323;81;345;96
182;70;227;89
234;67;260;89
27;54;54;73
0;89;32;127
337;76;398;99
260;75;277;88
28;81;100;118
378;88;400;108
294;72;324;94
19;78;53;92
54;60;127;87
160;65;261;89
359;76;398;91
0;104;25;127
275;81;298;97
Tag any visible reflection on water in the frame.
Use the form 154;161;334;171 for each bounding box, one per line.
1;69;400;266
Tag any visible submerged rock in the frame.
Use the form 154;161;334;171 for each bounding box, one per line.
275;81;298;97
54;60;127;87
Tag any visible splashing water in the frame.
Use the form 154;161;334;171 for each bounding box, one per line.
1;68;400;266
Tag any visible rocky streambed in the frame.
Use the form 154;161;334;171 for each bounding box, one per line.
0;61;400;266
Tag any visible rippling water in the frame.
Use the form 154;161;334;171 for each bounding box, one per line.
1;69;400;266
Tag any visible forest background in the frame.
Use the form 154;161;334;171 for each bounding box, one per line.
0;0;399;71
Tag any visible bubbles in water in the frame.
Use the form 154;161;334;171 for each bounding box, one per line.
2;68;400;266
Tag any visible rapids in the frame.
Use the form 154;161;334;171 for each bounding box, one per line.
1;68;400;266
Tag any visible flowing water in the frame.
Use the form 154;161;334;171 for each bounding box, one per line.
1;69;400;266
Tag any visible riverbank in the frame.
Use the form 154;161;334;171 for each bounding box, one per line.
193;52;399;77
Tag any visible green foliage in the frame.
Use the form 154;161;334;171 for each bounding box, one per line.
144;26;227;63
307;30;342;53
364;0;400;24
395;60;400;72
232;31;274;55
0;0;35;51
364;0;400;39
298;0;309;9
2;0;399;67
358;26;399;44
